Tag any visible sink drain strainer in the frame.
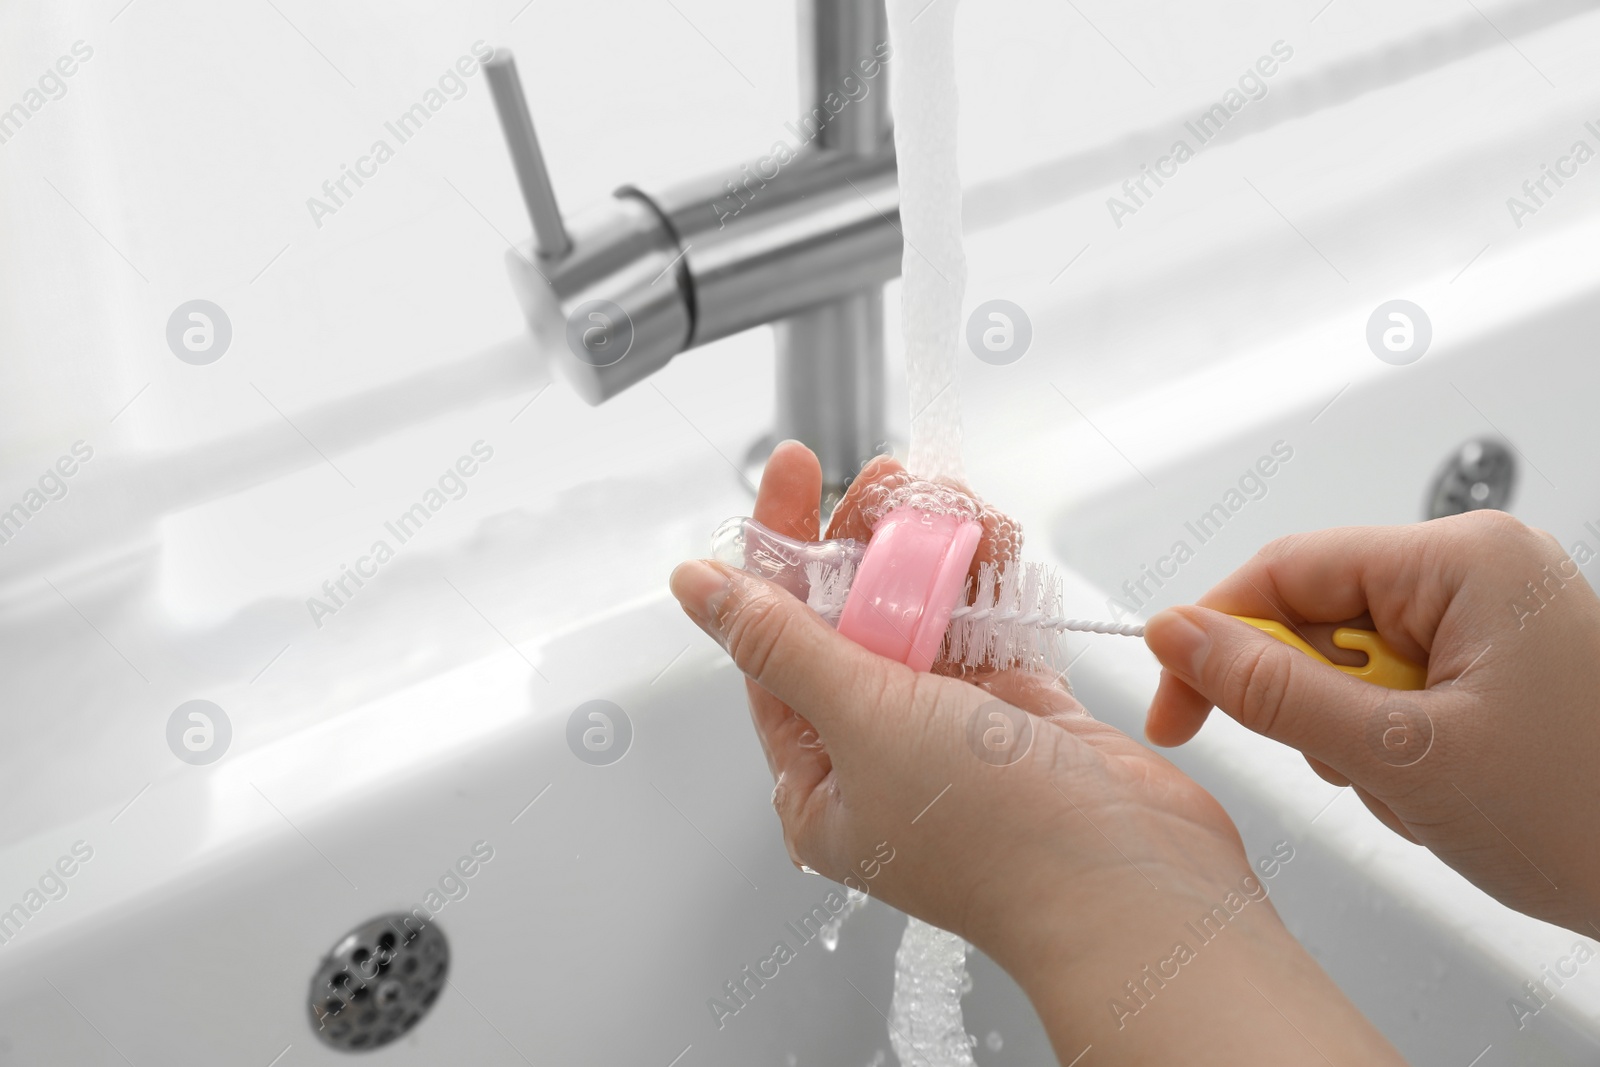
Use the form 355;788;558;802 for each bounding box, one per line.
1426;437;1517;520
308;914;449;1052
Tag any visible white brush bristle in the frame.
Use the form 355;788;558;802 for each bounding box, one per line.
805;558;855;623
945;560;1067;672
801;555;1144;671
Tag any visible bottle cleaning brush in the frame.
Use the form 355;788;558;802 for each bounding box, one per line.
713;507;1141;674
712;507;1426;687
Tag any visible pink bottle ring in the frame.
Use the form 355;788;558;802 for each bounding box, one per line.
836;507;982;672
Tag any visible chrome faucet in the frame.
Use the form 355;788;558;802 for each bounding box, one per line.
486;0;900;494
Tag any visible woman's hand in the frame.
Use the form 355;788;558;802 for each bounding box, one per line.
671;442;1403;1065
1145;509;1600;935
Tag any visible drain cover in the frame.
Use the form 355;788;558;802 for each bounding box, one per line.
1426;438;1517;520
308;914;449;1052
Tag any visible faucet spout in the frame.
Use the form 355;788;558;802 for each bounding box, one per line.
488;0;900;495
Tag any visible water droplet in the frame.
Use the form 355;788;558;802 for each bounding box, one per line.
819;887;869;951
985;1030;1003;1052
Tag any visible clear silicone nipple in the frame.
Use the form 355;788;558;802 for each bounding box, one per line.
710;517;867;623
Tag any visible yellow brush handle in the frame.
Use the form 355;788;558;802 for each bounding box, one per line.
1231;616;1427;691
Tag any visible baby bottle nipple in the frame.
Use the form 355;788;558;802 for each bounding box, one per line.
712;508;981;672
710;516;868;621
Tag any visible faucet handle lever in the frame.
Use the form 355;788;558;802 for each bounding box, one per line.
484;49;572;260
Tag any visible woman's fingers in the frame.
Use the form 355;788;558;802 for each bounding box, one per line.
1195;525;1441;665
973;668;1089;722
740;439;830;785
1352;784;1421;844
1144;522;1453;751
826;454;905;542
670;560;905;750
1305;754;1352;787
754;439;823;542
1143;606;1396;781
825;454;1022;577
1144;669;1214;747
743;677;832;784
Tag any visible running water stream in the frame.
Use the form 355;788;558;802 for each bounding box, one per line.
885;0;978;1063
893;0;969;486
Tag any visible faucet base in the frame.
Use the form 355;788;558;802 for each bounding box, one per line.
773;290;891;496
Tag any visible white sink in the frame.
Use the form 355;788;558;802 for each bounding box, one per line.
9;2;1600;1063
7;274;1600;1062
6;570;1600;1064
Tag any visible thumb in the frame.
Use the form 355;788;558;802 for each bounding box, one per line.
669;558;906;744
1144;606;1396;777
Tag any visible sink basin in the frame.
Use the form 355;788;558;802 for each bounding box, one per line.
9;2;1600;1061
9;210;1600;1067
7;573;1600;1065
0;591;1056;1065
